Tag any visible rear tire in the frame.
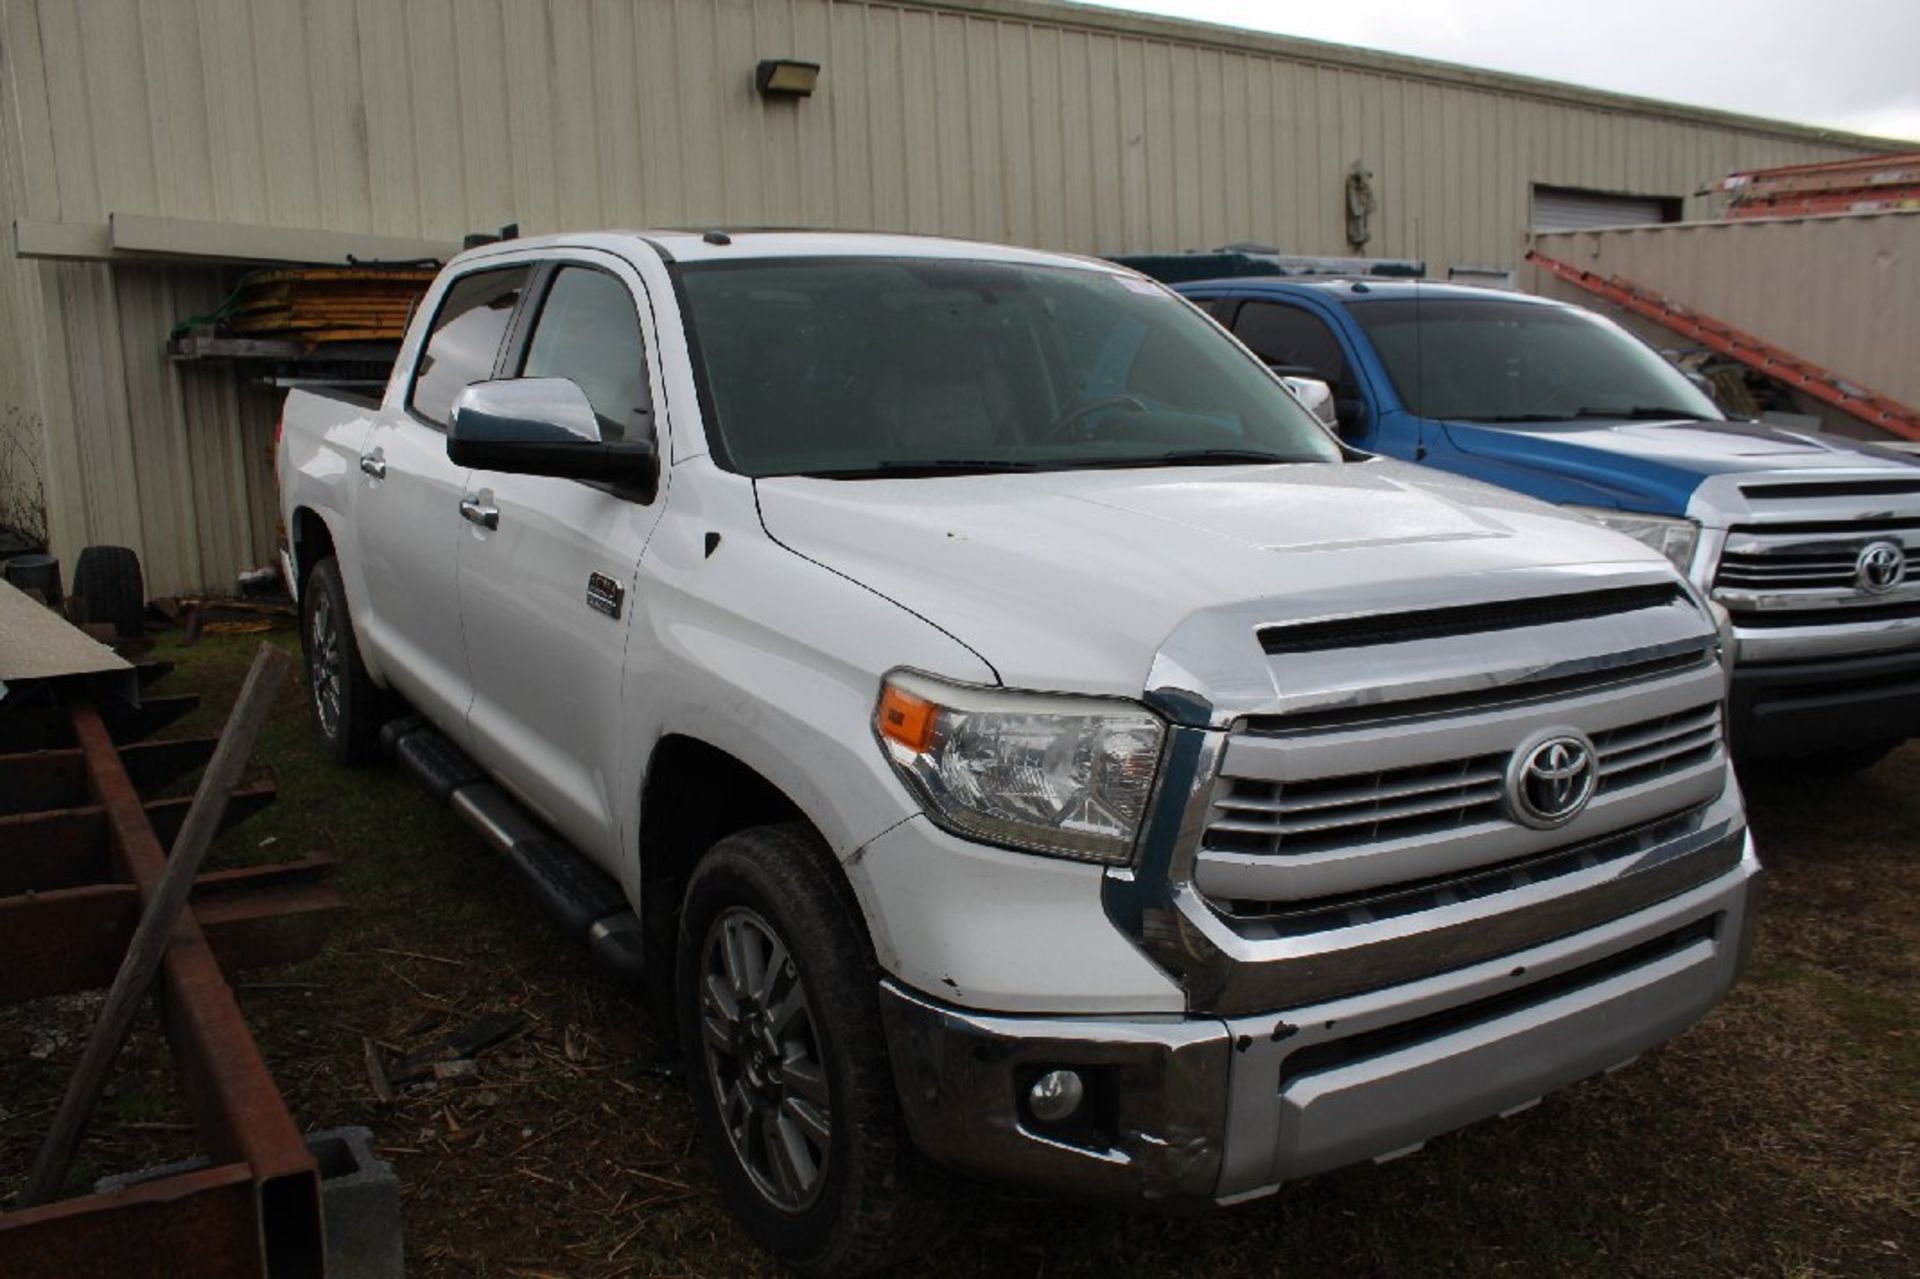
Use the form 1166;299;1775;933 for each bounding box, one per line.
71;545;144;638
676;822;949;1276
300;557;390;765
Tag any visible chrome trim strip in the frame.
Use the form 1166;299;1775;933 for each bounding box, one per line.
1731;612;1920;663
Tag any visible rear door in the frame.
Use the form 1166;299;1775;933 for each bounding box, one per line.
455;252;670;865
357;264;531;740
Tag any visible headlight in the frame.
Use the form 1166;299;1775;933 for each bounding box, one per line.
873;671;1165;865
1565;506;1699;574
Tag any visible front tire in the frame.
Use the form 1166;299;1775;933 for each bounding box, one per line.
300;557;390;765
676;823;948;1275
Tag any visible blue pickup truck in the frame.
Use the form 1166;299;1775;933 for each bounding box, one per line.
1169;274;1920;773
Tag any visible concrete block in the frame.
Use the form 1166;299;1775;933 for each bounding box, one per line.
309;1125;405;1279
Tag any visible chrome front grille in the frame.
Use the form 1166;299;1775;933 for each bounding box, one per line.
1594;704;1722;788
1711;519;1918;620
1715;547;1861;592
1208;704;1721;860
1190;647;1730;907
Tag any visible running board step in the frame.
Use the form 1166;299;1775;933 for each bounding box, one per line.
382;718;642;984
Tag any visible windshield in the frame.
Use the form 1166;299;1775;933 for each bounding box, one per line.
1349;297;1724;424
676;257;1343;477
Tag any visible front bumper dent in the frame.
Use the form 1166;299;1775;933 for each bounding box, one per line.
878;835;1757;1204
876;982;1232;1201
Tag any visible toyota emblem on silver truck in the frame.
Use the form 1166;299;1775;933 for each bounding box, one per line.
1505;729;1598;829
1856;541;1906;594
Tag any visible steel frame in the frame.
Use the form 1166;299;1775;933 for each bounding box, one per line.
0;670;341;1278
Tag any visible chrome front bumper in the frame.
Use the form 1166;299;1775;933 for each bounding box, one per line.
878;831;1758;1204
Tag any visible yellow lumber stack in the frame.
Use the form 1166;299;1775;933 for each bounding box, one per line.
224;267;438;344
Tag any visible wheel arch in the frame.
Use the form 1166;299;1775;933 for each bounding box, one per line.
288;505;336;596
636;733;871;1026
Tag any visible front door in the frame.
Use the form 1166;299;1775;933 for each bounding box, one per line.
456;255;669;865
355;264;532;740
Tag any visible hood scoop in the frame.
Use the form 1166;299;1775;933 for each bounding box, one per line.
1257;583;1685;655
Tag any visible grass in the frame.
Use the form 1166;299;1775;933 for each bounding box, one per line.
4;628;1916;1275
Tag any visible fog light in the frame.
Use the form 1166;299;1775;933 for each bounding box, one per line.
1028;1069;1085;1123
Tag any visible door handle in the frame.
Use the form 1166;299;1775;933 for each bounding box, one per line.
459;491;499;530
358;450;387;479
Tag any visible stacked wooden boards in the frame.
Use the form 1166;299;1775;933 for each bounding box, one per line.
222;267;439;344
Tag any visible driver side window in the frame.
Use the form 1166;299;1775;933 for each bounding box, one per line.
517;266;652;441
1233;301;1349;389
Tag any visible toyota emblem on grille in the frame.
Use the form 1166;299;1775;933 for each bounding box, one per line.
1856;540;1906;594
1505;729;1598;830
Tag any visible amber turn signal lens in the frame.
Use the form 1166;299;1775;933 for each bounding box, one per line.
876;684;937;754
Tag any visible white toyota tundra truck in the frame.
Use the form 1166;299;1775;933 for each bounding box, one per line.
277;230;1759;1273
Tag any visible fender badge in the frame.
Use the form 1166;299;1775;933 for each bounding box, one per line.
586;572;624;619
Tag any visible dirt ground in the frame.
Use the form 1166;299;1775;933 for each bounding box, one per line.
3;628;1916;1277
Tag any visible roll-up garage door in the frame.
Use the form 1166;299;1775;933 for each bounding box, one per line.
1531;185;1679;230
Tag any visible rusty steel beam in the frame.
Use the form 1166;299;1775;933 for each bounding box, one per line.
0;694;199;753
0;884;138;1000
0;811;115;891
0;737;217;814
0;859;341;1002
0;1162;266;1279
66;705;324;1278
0;779;277;895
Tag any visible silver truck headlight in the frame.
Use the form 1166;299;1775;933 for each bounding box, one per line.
1565;506;1700;574
874;671;1165;865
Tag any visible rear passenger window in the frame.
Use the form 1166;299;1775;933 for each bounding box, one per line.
1233;301;1349;388
517;267;650;441
408;266;530;427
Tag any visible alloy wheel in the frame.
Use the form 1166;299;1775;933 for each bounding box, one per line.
698;906;832;1212
309;590;343;737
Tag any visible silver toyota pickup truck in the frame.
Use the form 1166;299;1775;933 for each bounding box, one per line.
278;230;1759;1273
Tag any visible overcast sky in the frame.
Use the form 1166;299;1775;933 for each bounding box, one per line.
1076;0;1920;143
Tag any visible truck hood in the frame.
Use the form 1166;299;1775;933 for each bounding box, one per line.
754;458;1678;698
1437;417;1920;515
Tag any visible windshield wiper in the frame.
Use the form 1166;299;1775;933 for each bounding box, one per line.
795;458;1043;479
1054;448;1305;470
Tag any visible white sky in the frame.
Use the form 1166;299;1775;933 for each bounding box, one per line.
1074;0;1920;144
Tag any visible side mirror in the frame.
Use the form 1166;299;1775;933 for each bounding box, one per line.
448;378;658;498
1279;375;1338;429
1332;395;1368;436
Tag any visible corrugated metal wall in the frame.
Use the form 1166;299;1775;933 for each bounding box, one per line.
0;0;1898;594
1530;212;1920;414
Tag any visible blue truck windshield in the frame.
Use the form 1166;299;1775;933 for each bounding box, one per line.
1349;297;1724;425
678;258;1343;478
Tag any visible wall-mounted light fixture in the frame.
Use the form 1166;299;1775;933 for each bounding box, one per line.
756;59;820;98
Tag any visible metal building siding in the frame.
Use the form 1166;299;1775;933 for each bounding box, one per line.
13;0;1886;251
1529;213;1920;412
0;0;1902;595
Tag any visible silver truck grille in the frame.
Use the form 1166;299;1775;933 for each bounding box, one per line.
1716;547;1862;592
1208;704;1720;859
1711;518;1918;619
1191;650;1729;907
